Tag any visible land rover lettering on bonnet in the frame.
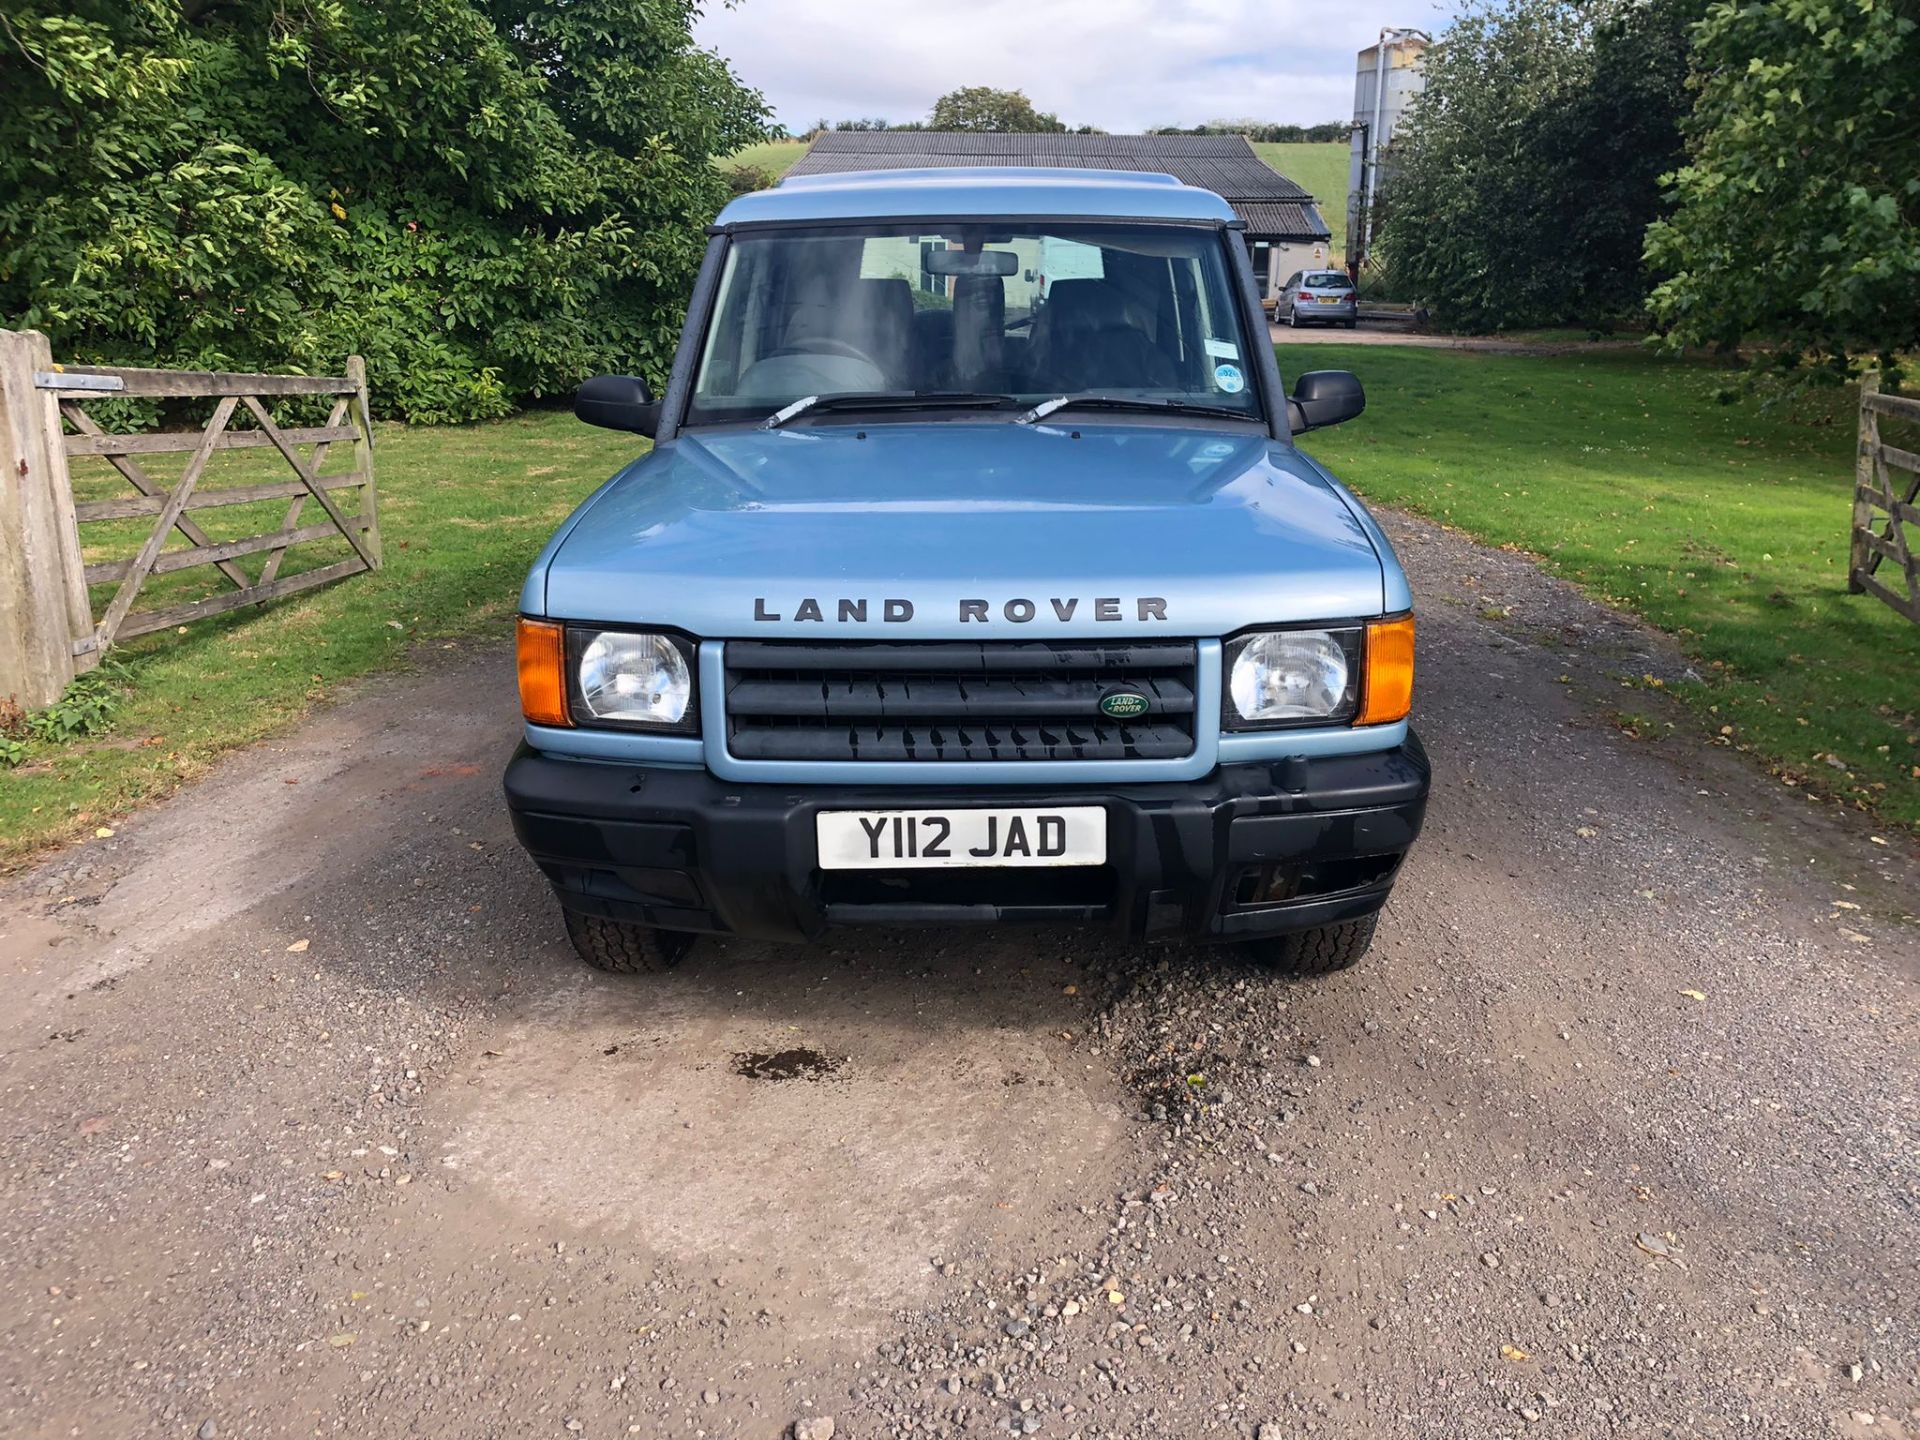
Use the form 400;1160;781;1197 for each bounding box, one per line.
505;165;1429;978
751;597;1171;623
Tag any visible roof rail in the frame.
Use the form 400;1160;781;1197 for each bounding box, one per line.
777;165;1185;189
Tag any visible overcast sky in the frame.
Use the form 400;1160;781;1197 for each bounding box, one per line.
695;0;1445;134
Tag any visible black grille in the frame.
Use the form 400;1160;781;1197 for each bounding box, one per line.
723;641;1199;762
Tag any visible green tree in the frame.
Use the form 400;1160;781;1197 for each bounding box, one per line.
1646;0;1920;380
0;0;768;422
927;86;1066;134
1151;120;1349;143
1380;0;1698;332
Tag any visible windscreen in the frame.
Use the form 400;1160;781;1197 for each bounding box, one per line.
687;223;1261;424
1303;273;1353;289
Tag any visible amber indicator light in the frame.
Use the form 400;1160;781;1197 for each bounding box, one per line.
1358;615;1415;726
516;618;571;727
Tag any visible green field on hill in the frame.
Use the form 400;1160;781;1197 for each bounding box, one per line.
721;138;809;178
1249;142;1350;259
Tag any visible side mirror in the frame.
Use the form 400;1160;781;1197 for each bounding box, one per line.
1288;370;1365;434
576;375;660;437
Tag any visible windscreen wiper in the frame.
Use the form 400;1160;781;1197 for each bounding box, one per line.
1017;393;1252;425
763;392;1020;429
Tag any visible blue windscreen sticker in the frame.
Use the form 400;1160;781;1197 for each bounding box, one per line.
1213;363;1245;394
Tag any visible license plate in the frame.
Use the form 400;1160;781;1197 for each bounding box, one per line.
816;807;1106;869
1317;296;1344;304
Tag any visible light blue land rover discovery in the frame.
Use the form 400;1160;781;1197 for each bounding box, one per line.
505;166;1429;977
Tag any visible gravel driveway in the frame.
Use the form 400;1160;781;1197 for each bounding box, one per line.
1;513;1914;1440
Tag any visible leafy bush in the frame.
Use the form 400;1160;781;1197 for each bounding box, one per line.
720;163;779;197
29;667;124;744
1380;0;1698;332
0;696;25;769
1646;0;1920;382
0;663;129;768
0;1;770;422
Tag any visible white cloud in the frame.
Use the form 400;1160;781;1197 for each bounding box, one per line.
695;0;1442;133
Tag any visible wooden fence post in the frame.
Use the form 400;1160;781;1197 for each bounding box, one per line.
346;354;382;567
0;330;93;709
1850;371;1881;594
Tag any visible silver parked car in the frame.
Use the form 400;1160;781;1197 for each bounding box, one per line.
1277;269;1359;329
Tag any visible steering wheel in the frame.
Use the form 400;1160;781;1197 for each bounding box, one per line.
762;337;882;368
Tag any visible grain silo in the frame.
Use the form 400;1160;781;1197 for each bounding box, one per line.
1346;28;1430;272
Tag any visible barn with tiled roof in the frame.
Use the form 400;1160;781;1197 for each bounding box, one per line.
786;132;1334;296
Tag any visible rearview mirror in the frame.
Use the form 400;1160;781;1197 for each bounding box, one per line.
576;374;660;437
925;248;1019;277
1288;370;1365;434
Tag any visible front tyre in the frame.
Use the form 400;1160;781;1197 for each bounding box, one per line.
1243;913;1378;976
562;907;693;974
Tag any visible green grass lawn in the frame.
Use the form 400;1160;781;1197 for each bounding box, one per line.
1281;341;1920;830
0;410;639;864
1249;142;1350;259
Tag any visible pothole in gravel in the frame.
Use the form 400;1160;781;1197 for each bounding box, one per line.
733;1046;842;1081
442;952;1132;1328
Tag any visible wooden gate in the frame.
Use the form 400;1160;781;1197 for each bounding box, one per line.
0;328;380;706
1851;374;1920;624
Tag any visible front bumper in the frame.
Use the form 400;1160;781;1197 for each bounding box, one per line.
1294;302;1358;323
504;736;1429;944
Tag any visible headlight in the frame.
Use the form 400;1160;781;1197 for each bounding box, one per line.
1224;628;1360;727
570;630;696;730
